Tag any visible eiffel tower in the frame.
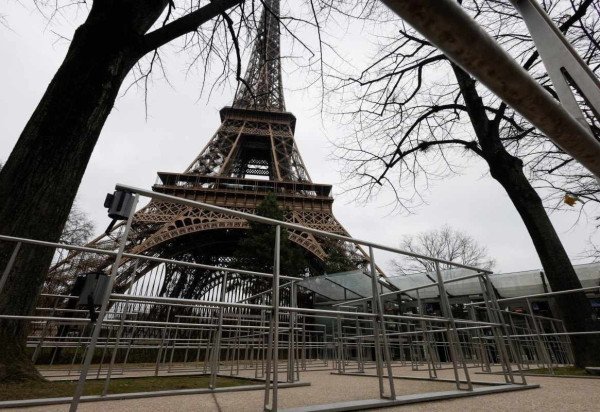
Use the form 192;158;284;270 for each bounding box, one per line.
48;0;363;302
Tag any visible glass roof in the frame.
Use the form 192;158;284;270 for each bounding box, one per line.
387;268;483;299
297;270;394;302
301;263;600;303
297;275;361;301
489;269;546;298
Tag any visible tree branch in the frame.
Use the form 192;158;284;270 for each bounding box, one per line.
221;8;256;104
140;0;243;56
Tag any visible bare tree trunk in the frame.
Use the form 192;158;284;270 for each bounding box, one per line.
0;1;167;382
452;64;600;367
487;146;600;367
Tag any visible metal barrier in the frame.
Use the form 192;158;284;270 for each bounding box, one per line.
0;184;544;411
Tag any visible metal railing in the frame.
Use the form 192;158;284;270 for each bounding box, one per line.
1;183;538;411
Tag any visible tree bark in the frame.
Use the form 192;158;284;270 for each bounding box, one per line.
452;64;600;367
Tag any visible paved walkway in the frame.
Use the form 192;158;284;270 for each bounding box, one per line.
12;365;600;411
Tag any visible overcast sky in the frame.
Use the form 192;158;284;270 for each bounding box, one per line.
1;1;598;275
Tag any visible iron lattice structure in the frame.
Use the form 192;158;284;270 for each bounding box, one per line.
231;0;285;112
47;0;363;303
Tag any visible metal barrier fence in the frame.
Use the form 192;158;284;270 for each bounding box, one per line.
0;183;576;411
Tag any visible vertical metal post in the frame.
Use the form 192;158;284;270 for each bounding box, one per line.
417;290;437;379
480;274;526;384
287;282;297;382
155;306;172;376
69;193;139;412
301;315;307;371
68;323;88;377
559;320;575;365
257;300;266;378
322;325;328;366
121;320;136;370
548;320;563;366
203;320;213;375
95;326;114;378
507;312;526;370
167;320;180;373
369;246;396;399
242;317;250;372
102;259;140;396
210;272;228;389
32;297;59;364
195;323;205;366
0;241;21;294
184;327;192;366
434;262;472;391
234;316;242;376
525;297;553;372
263;311;274;407
468;304;490;372
355;307;364;373
370;258;384;394
335;308;344;373
485;275;526;384
264;225;281;411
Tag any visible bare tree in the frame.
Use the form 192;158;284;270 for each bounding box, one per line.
392;225;494;275
44;204;96;297
59;204;95;246
584;240;600;261
331;0;600;366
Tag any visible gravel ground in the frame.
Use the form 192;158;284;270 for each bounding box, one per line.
10;364;600;411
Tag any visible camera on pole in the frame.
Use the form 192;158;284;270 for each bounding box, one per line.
73;272;109;323
103;190;135;234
